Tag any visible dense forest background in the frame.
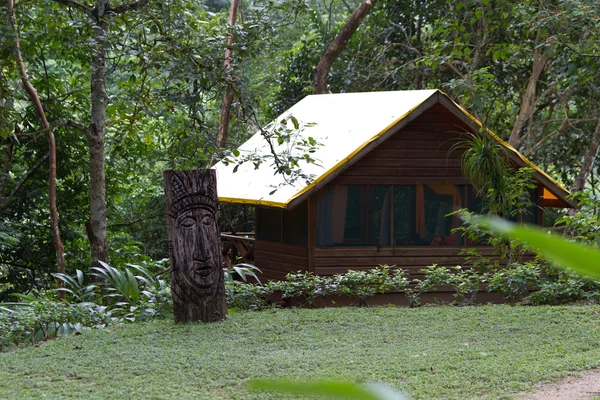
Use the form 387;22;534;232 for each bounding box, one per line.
0;0;599;297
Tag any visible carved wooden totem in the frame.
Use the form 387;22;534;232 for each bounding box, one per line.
164;169;227;323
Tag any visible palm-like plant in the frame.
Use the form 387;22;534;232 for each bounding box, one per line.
452;129;510;216
52;269;98;303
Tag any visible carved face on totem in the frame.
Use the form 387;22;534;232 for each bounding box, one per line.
173;206;220;289
167;171;221;291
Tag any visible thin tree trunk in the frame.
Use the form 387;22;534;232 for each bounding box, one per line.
216;0;240;148
313;0;375;94
571;120;600;193
508;29;551;148
7;0;66;295
0;141;13;198
87;0;109;268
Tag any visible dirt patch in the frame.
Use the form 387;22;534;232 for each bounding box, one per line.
521;370;600;400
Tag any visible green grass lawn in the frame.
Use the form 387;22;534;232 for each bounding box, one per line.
2;305;600;399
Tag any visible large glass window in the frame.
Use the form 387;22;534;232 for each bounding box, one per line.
316;185;391;246
317;184;465;247
316;183;539;247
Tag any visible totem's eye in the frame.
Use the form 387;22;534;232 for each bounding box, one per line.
201;215;214;226
180;216;196;228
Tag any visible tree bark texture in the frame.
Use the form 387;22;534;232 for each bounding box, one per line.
0;141;13;198
508;29;551;148
216;0;240;148
571;120;600;193
164;170;227;323
313;0;375;94
87;0;109;268
7;0;66;294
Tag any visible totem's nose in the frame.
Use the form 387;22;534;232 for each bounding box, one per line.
193;239;211;261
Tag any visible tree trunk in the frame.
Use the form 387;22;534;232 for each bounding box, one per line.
164;169;227;323
313;0;376;94
216;0;240;148
87;1;109;268
0;141;13;198
508;29;551;148
571;120;600;193
7;0;66;295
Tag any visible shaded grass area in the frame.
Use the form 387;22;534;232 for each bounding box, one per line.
2;305;600;399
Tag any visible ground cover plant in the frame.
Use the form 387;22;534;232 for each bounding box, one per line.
2;305;600;399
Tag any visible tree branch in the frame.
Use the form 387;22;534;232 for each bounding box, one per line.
51;0;94;16
108;213;161;228
313;0;376;94
1;152;49;206
65;119;91;138
8;0;66;289
109;0;149;15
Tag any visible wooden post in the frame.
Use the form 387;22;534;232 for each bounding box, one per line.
164;170;227;323
307;195;317;273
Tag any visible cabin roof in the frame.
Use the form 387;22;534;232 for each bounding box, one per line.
213;90;575;209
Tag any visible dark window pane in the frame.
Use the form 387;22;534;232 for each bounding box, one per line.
372;186;391;246
466;186;485;214
256;207;281;242
343;185;362;241
282;200;308;246
418;185;462;246
393;186;415;245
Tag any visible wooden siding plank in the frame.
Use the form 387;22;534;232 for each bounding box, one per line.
333;177;470;185
253;240;307;257
313;246;498;257
342;167;463;177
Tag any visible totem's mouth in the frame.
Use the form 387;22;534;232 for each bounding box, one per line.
193;259;213;276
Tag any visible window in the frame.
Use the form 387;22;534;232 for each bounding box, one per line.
256;207;281;242
282;201;308;246
317;184;466;247
316;185;391;246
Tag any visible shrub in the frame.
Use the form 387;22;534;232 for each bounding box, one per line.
227;265;409;310
487;262;540;305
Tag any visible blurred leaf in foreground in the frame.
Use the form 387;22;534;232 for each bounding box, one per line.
476;216;600;279
248;379;408;400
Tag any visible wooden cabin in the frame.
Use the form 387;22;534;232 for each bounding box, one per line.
214;90;574;281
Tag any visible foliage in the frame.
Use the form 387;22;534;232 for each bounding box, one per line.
486;262;540;305
555;191;600;246
406;265;485;307
227;265;409;310
0;260;171;349
480;216;600;280
222;114;322;194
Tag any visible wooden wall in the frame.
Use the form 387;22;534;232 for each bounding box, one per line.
313;246;534;280
332;103;470;186
253;240;308;281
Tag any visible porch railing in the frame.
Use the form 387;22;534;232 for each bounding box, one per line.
221;232;255;267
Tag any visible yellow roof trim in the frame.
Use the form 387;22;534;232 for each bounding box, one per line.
219;197;288;209
442;93;572;198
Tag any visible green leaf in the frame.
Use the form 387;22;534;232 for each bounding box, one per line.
476;216;600;278
290;115;299;130
248;380;407;400
232;148;240;157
